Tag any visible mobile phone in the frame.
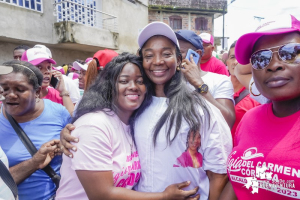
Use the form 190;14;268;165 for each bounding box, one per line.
186;49;200;64
50;76;59;89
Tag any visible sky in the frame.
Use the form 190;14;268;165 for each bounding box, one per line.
214;0;300;52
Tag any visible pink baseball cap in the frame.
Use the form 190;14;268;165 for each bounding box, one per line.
138;21;180;48
235;14;300;65
67;72;79;80
199;33;214;45
21;48;56;66
53;66;65;74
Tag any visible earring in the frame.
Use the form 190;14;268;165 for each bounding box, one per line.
250;81;261;96
36;94;40;103
176;65;181;71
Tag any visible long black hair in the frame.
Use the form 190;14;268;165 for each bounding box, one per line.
72;52;153;141
139;37;210;146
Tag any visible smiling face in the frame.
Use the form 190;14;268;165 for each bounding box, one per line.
252;32;300;101
115;63;146;115
0;72;37;117
36;61;52;88
188;130;201;152
142;36;180;86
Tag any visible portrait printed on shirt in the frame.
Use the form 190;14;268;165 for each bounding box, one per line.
174;128;203;168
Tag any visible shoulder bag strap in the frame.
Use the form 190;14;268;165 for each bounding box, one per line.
5;111;60;190
234;89;249;105
0;160;18;199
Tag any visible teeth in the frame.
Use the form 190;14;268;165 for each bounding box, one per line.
126;94;138;97
152;70;166;72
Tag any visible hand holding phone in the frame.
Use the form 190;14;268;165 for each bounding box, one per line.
185;49;200;64
50;76;59;89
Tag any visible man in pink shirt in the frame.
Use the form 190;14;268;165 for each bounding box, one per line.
199;33;229;76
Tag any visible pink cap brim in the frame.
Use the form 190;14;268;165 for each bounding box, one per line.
235;28;299;65
29;58;56;66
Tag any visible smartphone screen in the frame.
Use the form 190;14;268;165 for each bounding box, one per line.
185;49;200;64
50;76;59;89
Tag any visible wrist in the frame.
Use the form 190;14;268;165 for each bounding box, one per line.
193;80;204;90
60;90;70;97
30;157;41;170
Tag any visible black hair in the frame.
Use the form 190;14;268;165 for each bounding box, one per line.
72;52;153;141
139;36;210;146
13;45;30;51
1;60;43;90
74;59;86;65
229;41;237;50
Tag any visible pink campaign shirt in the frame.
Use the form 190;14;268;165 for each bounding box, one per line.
227;103;300;200
56;111;140;200
200;56;229;76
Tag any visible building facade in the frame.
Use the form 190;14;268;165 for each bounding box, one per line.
148;0;227;49
0;0;148;65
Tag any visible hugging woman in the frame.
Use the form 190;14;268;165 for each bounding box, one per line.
60;23;232;200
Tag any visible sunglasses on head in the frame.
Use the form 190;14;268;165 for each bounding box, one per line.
250;43;300;70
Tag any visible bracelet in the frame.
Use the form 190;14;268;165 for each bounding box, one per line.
59;91;70;97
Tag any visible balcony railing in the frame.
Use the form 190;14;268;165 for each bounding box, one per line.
53;0;118;32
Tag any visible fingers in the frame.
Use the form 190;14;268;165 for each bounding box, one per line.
177;181;191;189
182;186;199;197
186;194;200;200
39;144;58;154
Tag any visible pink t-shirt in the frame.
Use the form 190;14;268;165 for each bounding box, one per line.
56;111;140;200
200;56;229;76
227;103;300;200
43;87;63;105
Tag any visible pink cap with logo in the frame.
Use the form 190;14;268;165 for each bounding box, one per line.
21;47;56;66
138;21;180;48
199;33;214;45
235;14;300;65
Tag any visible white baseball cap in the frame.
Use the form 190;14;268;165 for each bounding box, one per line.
21;47;56;66
199;33;214;45
72;61;89;71
138;21;180;48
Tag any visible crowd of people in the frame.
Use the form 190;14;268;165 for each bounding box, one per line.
0;13;299;200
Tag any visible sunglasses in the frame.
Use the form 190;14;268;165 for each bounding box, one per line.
250;43;300;70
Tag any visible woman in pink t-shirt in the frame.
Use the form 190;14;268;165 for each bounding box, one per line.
220;15;300;200
56;53;199;200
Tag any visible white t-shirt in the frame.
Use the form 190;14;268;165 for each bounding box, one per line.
249;76;270;104
187;72;234;103
62;75;80;104
134;97;232;200
0;146;14;200
56;111;140;200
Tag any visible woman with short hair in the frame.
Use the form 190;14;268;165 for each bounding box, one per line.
0;60;70;200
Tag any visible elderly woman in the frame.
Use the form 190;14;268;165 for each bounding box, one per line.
220;14;300;200
0;60;70;200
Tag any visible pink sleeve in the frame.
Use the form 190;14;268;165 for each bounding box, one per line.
71;124;113;171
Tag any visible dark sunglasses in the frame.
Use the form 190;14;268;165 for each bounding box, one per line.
250;43;300;70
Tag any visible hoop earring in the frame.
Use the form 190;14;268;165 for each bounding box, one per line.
250;81;261;96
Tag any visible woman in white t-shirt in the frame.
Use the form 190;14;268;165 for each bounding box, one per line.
56;53;199;200
61;23;231;200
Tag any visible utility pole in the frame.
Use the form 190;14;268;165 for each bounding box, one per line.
222;0;236;50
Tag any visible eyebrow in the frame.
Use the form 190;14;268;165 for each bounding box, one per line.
143;47;174;52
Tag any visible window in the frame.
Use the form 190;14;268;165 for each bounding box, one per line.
195;17;208;31
0;0;43;12
169;15;182;30
55;0;97;27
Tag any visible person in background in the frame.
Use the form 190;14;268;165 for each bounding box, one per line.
221;52;228;66
198;33;229;76
13;45;30;60
175;30;235;128
21;47;74;115
226;41;260;144
33;45;81;104
85;49;118;91
0;61;70;200
220;14;300;200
